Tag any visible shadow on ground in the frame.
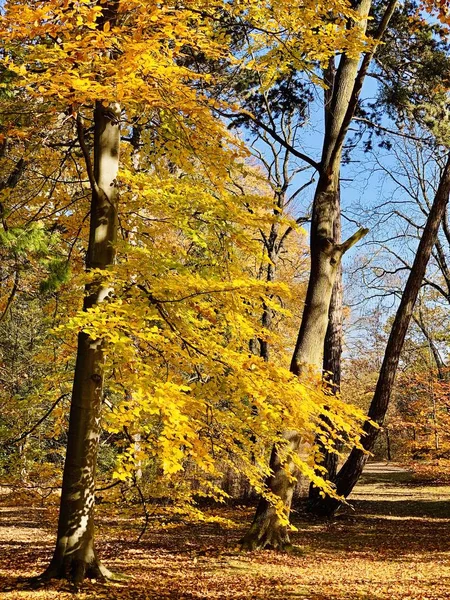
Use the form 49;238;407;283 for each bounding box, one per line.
2;463;450;599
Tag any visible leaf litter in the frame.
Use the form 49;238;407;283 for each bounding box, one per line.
1;464;450;599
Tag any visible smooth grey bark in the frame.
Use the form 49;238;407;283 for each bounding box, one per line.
241;0;398;550
41;102;120;584
312;152;450;516
309;191;343;504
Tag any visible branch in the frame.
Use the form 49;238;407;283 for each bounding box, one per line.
413;310;446;378
338;227;369;255
138;283;247;304
0;157;27;231
353;117;425;142
248;115;319;170
2;393;70;447
0;270;19;324
95;480;122;492
276;214;311;254
76;112;100;196
285;176;316;207
216;108;319;170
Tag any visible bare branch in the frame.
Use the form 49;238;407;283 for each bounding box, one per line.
339;227;369;255
2;393;70;447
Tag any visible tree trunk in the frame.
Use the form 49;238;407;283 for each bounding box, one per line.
41;102;120;584
312;152;450;517
309;191;342;504
386;428;392;461
259;255;275;362
322;263;343;397
241;175;368;547
259;225;278;362
414;308;447;380
240;431;302;550
241;0;396;550
242;172;366;549
309;57;343;501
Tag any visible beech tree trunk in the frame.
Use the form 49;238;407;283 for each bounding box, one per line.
311;153;450;517
241;0;397;550
41;102;120;584
309;192;343;504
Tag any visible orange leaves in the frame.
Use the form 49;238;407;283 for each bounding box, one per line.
420;0;450;26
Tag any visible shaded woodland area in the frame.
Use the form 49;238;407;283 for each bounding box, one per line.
2;0;450;597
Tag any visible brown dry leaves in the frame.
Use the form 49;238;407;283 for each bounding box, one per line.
1;465;450;599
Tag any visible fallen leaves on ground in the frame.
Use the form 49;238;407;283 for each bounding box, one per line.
1;464;450;599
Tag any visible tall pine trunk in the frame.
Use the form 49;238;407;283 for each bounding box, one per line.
41;102;120;584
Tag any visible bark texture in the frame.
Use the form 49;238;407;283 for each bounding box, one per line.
309;191;342;504
312;153;450;517
240;431;301;549
41;102;120;584
310;57;343;500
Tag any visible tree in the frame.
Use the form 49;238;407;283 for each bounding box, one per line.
241;0;398;550
307;0;450;515
314;150;450;516
43;99;120;581
1;0;242;582
1;0;372;582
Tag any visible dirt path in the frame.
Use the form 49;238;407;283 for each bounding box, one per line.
351;461;450;518
1;464;450;599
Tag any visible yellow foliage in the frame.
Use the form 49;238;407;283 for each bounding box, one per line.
52;165;366;518
0;0;373;522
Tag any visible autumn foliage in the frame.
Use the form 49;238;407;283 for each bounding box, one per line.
2;0;450;593
0;0;373;530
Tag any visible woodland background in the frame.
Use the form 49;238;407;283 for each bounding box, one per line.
2;0;450;597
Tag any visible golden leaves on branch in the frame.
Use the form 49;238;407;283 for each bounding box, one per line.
48;163;367;521
0;0;373;523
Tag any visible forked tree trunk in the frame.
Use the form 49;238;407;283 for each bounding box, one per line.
41;102;120;584
241;0;395;550
311;153;450;517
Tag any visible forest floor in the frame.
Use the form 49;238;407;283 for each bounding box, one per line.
1;462;450;599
